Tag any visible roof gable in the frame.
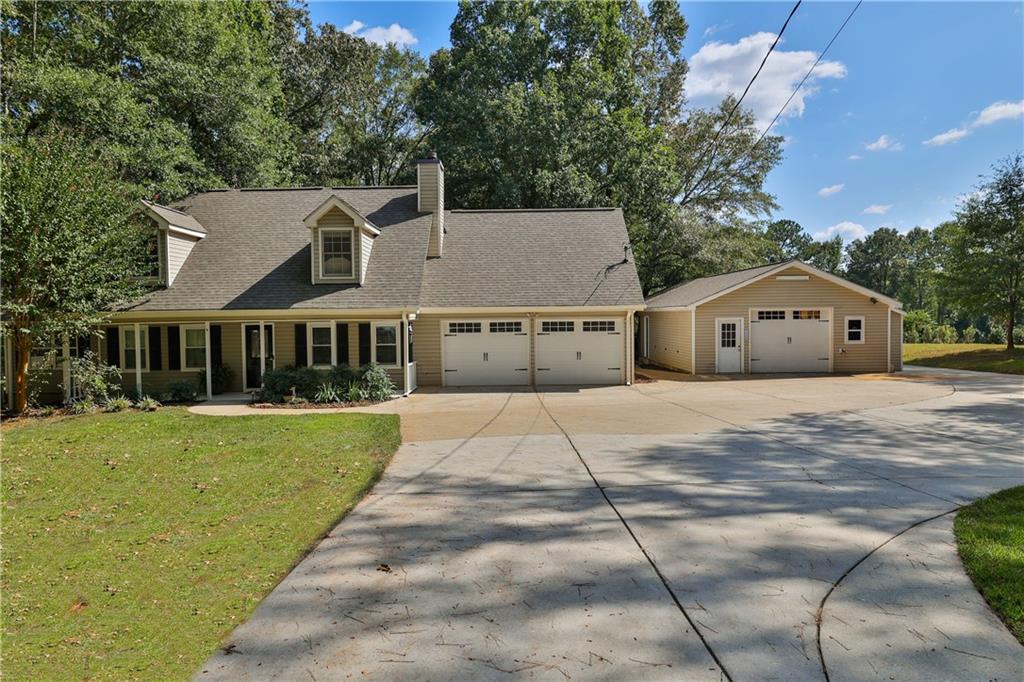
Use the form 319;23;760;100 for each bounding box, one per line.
303;194;380;235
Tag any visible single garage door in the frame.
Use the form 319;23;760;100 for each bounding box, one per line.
443;320;529;386
750;309;830;373
535;319;623;385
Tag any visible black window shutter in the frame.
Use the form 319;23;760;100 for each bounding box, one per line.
105;327;120;367
210;325;222;367
148;326;162;370
294;324;307;367
336;323;349;365
167;326;181;370
358;323;371;365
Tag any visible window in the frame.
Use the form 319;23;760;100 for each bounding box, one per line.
320;229;353;277
30;337;58;370
757;310;786;320
489;321;522;333
583;320;616;332
374;323;399;366
309;324;334;366
122;327;148;371
720;323;737;348
541;321;574;333
448;322;481;334
142;228;163;281
182;326;207;370
845;316;865;344
793;310;821;320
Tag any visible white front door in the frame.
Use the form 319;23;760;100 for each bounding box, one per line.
750;309;830;373
442;320;530;386
716;318;743;373
535;319;624;385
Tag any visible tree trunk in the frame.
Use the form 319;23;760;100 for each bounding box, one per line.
14;331;31;413
1008;306;1016;351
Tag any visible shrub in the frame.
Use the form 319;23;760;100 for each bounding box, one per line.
346;380;365;402
197;364;234;395
70;398;97;415
328;364;359;387
68;350;121;403
1014;327;1024;346
361;364;395;402
104;395;132;412
903;310;934;344
136;395;161;411
166;380;199;403
313;383;342;404
260;366;325;401
988;325;1007;345
932;324;958;344
962;326;980;343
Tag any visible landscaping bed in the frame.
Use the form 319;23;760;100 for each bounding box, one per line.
2;408;401;680
954;485;1024;644
903;343;1024;374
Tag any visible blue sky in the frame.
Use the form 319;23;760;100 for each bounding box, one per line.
309;1;1024;242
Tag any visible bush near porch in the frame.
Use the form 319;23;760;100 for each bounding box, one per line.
258;363;395;404
2;408;401;680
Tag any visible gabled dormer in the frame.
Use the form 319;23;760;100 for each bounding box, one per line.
303;195;381;286
140;200;207;286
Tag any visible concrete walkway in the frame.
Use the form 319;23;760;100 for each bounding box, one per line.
197;367;1023;680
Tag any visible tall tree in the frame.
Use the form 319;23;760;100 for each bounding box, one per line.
845;227;908;297
1;133;146;412
802;236;843;274
943;154;1024;349
765;219;812;259
898;227;938;312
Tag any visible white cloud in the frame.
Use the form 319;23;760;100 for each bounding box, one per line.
813;221;867;242
686;32;847;128
923;127;969;146
703;22;730;38
847;154;861;160
863;204;892;215
342;20;417;47
922;99;1023;146
818;183;844;197
865;134;902;152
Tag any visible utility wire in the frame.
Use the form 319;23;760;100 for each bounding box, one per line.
679;0;802;203
752;0;863;150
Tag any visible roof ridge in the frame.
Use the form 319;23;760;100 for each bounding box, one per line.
450;207;618;213
647;260;794;300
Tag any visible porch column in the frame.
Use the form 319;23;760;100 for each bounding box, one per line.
258;320;266;386
401;312;409;396
204;321;212;400
886;307;892;372
134;323;143;397
62;335;71;403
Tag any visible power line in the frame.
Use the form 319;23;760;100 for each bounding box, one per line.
753;0;863;150
680;0;802;203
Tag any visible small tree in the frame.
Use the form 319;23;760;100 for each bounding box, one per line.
1;132;145;412
944;154;1024;349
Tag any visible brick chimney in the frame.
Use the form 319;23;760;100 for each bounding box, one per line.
417;152;444;258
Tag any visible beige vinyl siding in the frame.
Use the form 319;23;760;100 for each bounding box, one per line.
693;266;892;374
360;232;373;284
166;231;200;286
890;309;903;371
414;316;442;386
311;208;360;285
643;310;693;372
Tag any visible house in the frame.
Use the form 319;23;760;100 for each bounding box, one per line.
13;154;645;405
638;261;904;375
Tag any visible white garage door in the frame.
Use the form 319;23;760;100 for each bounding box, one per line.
535;319;623;385
750;309;830;373
443;320;530;386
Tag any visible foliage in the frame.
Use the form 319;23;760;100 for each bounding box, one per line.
962;325;980;344
259;365;324;402
166;380;199;403
135;395;161;412
903;343;1024;375
329;364;361;387
361;364;397;402
104;395;132;412
258;364;393;403
954;485;1024;643
803;236;844;274
933;324;957;344
762;219;843;272
346;380;367;403
2;408;400;679
197;364;234;395
903;310;936;344
0;132;144;412
70;398;97;415
988;325;1008;345
943;154;1024;349
845;227;907;298
312;383;343;404
67;350;121;404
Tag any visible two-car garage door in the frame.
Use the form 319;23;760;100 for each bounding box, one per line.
442;318;623;386
749;309;830;373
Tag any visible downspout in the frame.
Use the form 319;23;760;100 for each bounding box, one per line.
134;323;142;397
401;310;410;396
204;321;212;400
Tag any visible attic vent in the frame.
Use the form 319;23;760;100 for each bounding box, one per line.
776;275;809;281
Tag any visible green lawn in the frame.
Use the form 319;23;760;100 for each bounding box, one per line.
903;343;1024;374
954;486;1024;644
2;408;401;680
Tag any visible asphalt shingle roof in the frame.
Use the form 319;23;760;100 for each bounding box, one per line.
142;200;207;234
125;191;644;312
644;261;791;308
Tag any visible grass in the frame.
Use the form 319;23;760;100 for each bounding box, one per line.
954;486;1024;644
2;408;401;680
903;343;1024;374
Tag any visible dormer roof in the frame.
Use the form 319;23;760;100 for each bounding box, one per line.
141;200;207;238
302;194;381;235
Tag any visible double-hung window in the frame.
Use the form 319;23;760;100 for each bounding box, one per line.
181;325;207;370
373;323;399;367
309;323;334;367
320;229;354;278
30;337;58;370
122;326;148;371
845;316;865;344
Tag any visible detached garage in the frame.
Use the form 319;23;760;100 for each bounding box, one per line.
639;261;904;375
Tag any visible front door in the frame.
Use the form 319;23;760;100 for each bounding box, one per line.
243;324;275;390
716;318;743;373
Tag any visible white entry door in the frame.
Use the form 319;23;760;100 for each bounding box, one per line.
750;309;830;373
535;319;623;385
716;318;744;373
443;320;529;386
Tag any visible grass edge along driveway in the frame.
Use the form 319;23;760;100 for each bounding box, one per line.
2;408;401;680
903;343;1024;374
954;485;1024;644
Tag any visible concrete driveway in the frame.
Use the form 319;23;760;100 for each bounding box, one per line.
199;368;1023;680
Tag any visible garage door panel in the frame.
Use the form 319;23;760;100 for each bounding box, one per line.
443;320;529;386
751;310;830;373
536;319;623;385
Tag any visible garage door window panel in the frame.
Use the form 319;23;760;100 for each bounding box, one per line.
541;321;574;333
757;310;786;321
583;321;616;332
448;322;481;335
845;316;865;344
793;310;821;320
489;321;522;333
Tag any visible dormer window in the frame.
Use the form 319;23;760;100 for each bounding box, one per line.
320;228;354;278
